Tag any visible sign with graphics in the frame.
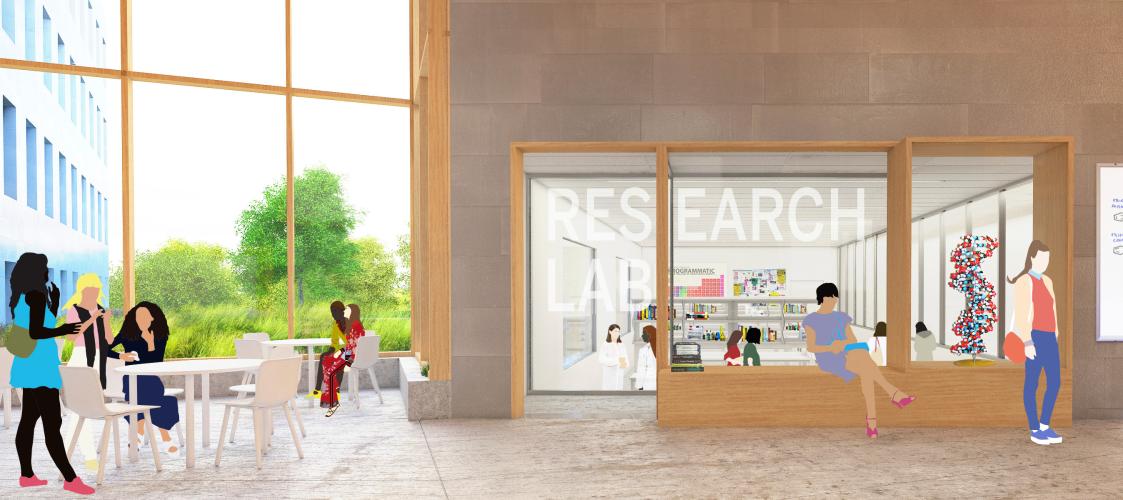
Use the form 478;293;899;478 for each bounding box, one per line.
732;268;787;297
1098;164;1123;341
672;263;727;298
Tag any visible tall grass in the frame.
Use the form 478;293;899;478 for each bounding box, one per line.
59;302;410;360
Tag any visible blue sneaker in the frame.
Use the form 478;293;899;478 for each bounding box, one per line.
1040;427;1063;444
1030;430;1052;445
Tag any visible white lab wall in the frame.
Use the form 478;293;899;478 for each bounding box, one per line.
529;180;650;391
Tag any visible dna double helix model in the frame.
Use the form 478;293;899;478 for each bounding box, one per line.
948;235;1000;356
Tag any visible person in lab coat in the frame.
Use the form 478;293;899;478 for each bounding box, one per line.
634;325;658;390
599;324;629;390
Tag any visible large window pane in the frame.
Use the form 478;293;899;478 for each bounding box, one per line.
132;83;284;358
132;0;283;85
293;99;411;352
921;216;940;345
292;0;409;98
0;70;120;363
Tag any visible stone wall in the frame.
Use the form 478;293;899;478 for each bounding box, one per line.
448;0;1123;418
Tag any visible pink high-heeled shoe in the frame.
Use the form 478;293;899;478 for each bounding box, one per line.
892;390;916;409
866;417;878;439
19;475;48;487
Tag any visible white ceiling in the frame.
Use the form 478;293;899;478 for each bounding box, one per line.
527;152;1032;248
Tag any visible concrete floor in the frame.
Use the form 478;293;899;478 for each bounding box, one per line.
2;391;1123;499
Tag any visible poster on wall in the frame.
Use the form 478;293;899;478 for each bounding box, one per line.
732;269;787;297
672;263;726;298
1098;164;1123;341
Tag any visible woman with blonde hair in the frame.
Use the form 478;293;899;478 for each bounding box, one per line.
58;273;130;471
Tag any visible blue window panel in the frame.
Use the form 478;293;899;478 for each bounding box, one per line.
70;59;76;124
57;37;65;106
80;174;86;234
3;261;14;325
57;152;66;224
25;120;36;209
70;165;77;229
43;138;52;217
2;0;14;41
3;98;15;200
42;8;50;89
23;0;35;60
80;78;86;137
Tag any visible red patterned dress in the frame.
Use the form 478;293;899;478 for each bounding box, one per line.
320;321;366;407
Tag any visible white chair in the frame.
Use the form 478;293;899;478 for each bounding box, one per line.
229;342;304;442
339;335;384;407
0;349;19;429
216;356;304;469
104;357;185;448
243;332;270;343
60;366;162;484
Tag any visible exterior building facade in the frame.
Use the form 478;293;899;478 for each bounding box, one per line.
1;0;110;323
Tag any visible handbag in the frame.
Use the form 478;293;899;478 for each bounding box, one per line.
5;324;36;358
1004;332;1026;364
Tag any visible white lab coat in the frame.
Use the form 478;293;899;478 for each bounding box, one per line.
634;343;657;390
599;341;629;391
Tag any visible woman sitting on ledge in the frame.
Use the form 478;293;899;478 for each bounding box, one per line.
802;283;916;439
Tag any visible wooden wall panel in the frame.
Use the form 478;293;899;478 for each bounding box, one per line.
657;365;1072;427
887;141;912;369
425;0;451;381
1033;143;1075;369
510;147;525;418
656;146;670;370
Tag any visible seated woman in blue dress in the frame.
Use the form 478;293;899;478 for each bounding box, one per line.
109;301;181;457
802;283;916;439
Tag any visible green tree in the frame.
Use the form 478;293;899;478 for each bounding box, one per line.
345;237;400;307
132;240;239;309
395;234;410;300
232;167;360;306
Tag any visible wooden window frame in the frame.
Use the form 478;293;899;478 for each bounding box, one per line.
0;0;450;367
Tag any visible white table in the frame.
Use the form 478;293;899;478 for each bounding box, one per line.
263;338;332;407
117;358;262;468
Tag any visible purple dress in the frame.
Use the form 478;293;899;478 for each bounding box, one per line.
802;311;856;382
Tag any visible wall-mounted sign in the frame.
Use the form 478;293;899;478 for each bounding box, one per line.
672;263;726;298
732;268;787;297
1098;164;1123;341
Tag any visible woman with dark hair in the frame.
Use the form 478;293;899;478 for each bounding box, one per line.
598;324;628;390
634;324;657;390
321;303;367;415
913;321;937;361
1010;240;1063;446
724;330;744;366
109;301;180;457
9;253;97;494
871;321;887;365
742;327;762;367
309;301;348;405
803;283;915;438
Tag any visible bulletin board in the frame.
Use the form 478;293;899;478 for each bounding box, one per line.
732;269;787;297
1097;164;1123;341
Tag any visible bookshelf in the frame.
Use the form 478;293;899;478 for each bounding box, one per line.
668;297;817;345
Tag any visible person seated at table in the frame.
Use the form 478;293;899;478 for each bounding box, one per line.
803;283;916;439
742;327;762;367
108;301;181;457
321;303;368;415
308;301;348;404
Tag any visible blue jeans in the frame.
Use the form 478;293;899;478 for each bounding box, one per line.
1023;330;1060;431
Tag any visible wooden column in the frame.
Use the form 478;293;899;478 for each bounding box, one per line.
284;0;296;339
119;0;135;309
425;0;451;381
509;146;525;418
886;140;912;370
656;145;670;370
1033;142;1074;368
